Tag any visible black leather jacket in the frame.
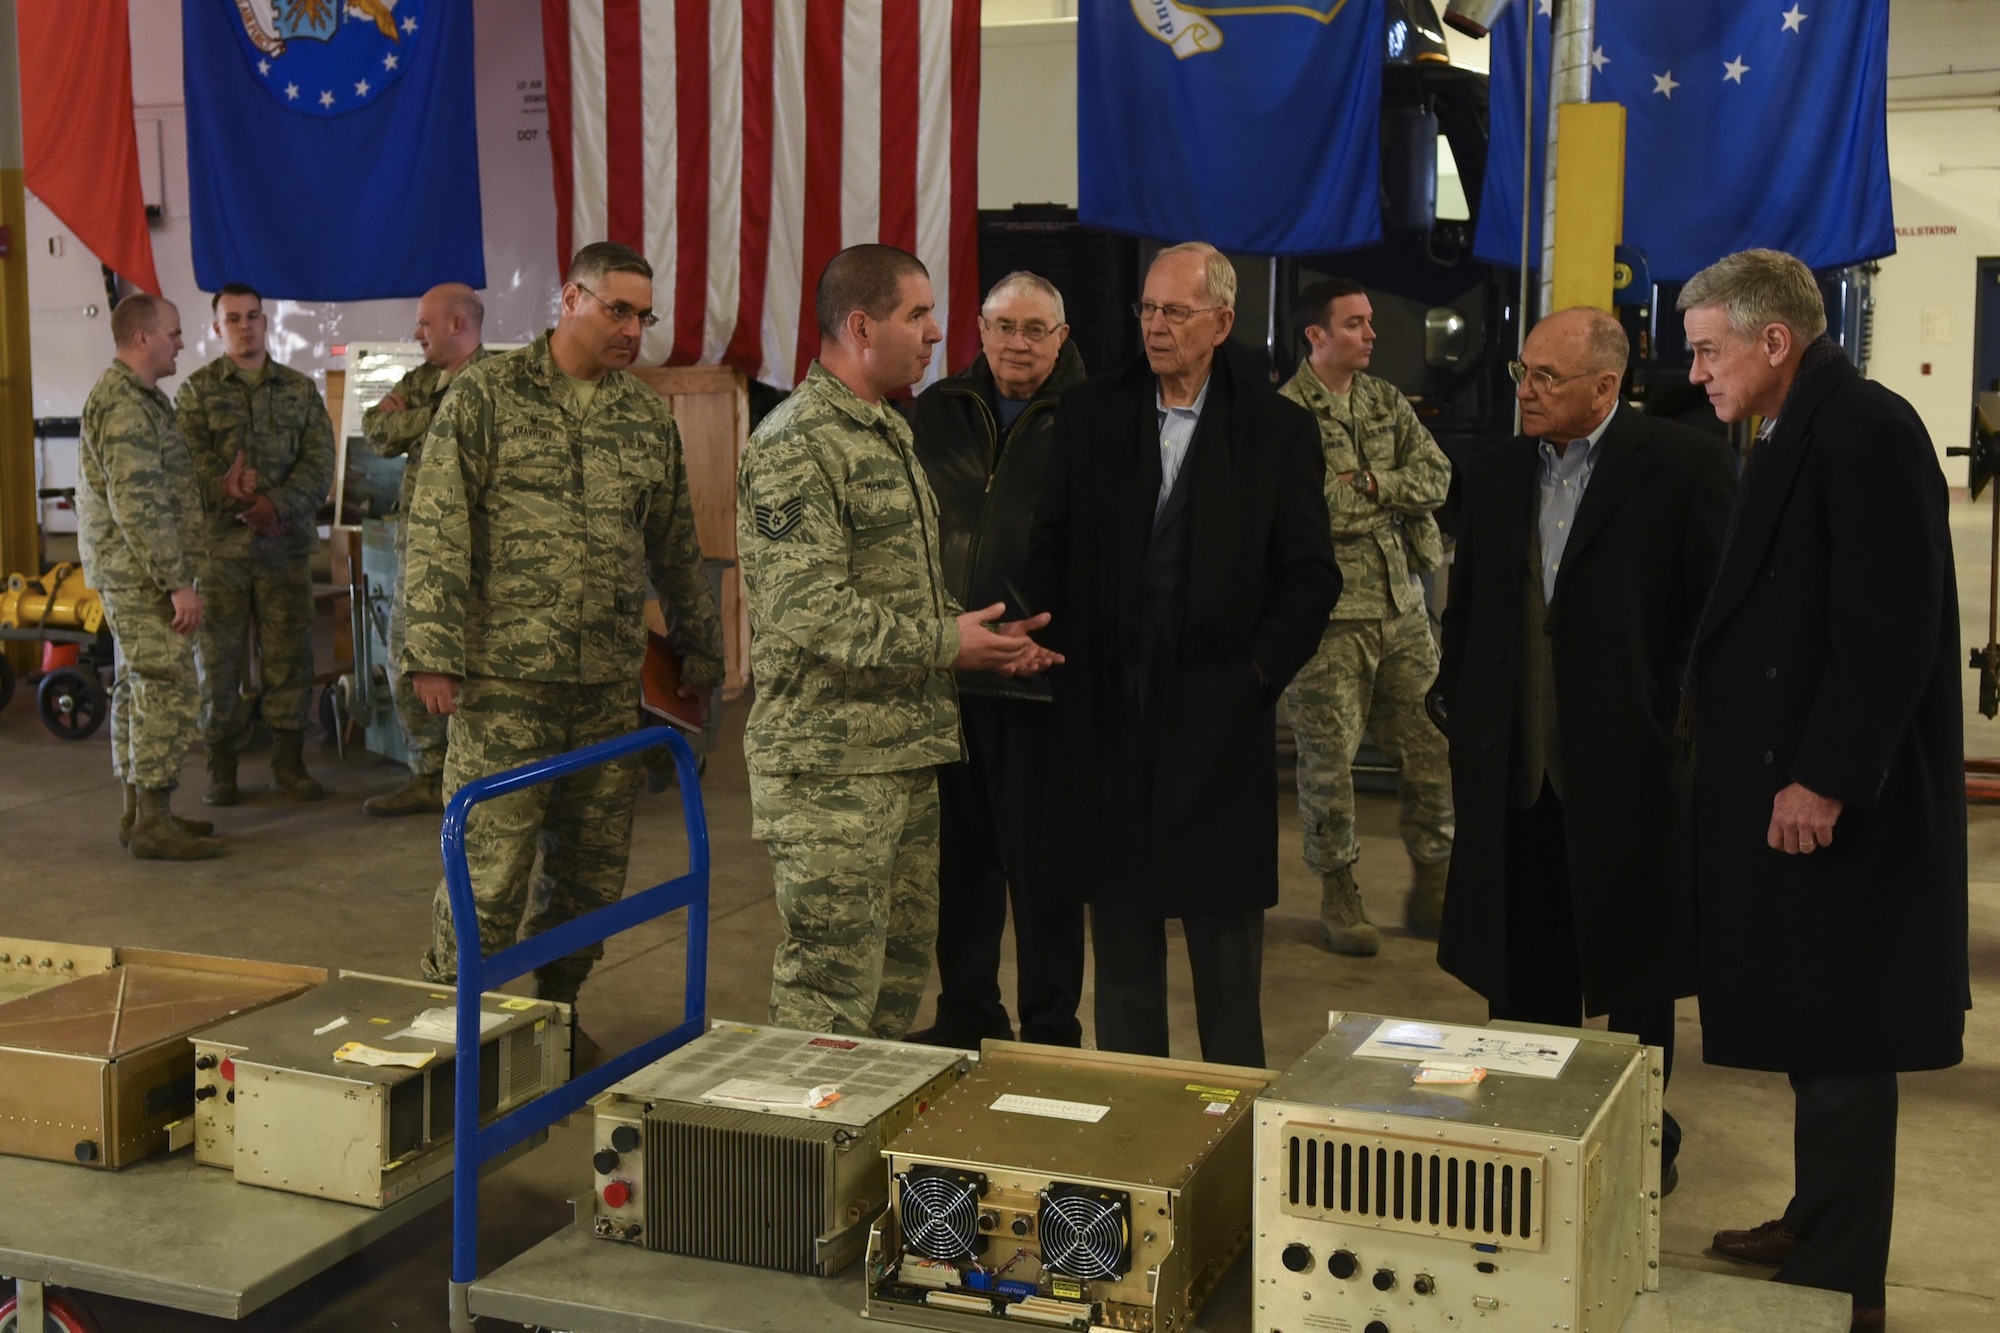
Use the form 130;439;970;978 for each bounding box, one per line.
911;341;1086;700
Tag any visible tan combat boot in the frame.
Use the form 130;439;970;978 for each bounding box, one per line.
129;787;224;861
204;742;239;806
270;729;324;801
1406;857;1449;939
362;770;444;817
1320;866;1381;956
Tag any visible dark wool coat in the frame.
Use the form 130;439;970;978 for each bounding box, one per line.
1436;406;1736;1013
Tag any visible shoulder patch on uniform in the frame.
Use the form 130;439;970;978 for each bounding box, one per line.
754;498;806;540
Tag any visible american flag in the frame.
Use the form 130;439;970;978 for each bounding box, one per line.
540;0;982;390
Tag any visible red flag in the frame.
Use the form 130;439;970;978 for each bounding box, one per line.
17;0;162;295
541;0;981;390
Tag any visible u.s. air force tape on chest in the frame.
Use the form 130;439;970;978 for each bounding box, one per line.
754;498;805;539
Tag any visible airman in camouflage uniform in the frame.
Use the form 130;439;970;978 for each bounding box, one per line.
176;284;336;805
740;244;1054;1039
78;295;221;859
401;243;722;1032
360;283;491;816
1279;279;1454;955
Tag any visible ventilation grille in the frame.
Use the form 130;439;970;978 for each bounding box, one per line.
898;1165;988;1262
1038;1183;1131;1279
644;1107;836;1273
1280;1125;1546;1252
505;1026;543;1102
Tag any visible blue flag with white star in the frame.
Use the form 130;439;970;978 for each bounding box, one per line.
182;0;484;300
1475;0;1894;282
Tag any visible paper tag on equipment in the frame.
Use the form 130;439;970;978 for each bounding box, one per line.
1355;1020;1578;1079
1413;1061;1488;1085
333;1042;437;1069
702;1078;842;1109
989;1094;1110;1123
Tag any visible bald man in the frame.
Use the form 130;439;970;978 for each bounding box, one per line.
360;283;489;816
1434;307;1736;1193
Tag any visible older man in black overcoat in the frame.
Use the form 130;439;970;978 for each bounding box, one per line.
1023;242;1340;1068
1681;249;1967;1331
1435;307;1735;1192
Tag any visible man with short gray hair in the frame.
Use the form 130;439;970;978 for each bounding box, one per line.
1023;241;1340;1066
1684;249;1964;1330
906;270;1087;1047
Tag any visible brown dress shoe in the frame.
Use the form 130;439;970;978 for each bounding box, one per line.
1710;1217;1795;1266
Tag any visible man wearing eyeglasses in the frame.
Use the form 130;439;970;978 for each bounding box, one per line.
903;271;1088;1050
1277;277;1454;957
400;242;723;1062
1433;306;1735;1194
1022;242;1340;1067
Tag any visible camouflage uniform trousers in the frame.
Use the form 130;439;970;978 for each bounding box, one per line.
751;767;941;1039
101;588;201;791
1284;600;1454;875
387;538;449;775
419;676;642;994
197;555;316;741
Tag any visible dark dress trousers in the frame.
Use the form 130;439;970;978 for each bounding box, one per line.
1689;342;1966;1309
1437;406;1736;1022
911;343;1088;1045
1024;352;1341;1067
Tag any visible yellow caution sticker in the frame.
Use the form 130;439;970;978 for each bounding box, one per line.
498;997;536;1011
369;1016;391;1025
1049;1278;1085;1301
1184;1083;1240;1102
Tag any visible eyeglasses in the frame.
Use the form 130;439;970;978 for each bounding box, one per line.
981;317;1062;345
576;283;660;329
1132;301;1223;326
1507;360;1598;394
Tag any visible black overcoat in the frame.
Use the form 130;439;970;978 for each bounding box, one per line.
1023;353;1341;917
1690;347;1967;1074
1436;407;1736;1013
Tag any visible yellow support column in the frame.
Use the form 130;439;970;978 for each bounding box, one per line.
0;0;39;667
1549;101;1627;314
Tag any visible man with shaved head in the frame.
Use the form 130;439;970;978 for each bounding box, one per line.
360;282;489;816
1434;305;1736;1194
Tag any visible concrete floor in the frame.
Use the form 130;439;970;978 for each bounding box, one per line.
2;496;1998;1331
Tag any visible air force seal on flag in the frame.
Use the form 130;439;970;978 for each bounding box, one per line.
229;0;425;115
1129;0;1355;60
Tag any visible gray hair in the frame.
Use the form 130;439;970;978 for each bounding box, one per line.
1153;241;1238;311
1575;307;1630;373
981;271;1066;326
566;240;653;286
1677;248;1827;343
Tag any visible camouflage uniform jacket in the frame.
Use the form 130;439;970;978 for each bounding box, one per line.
738;361;963;775
175;355;336;564
76;361;207;595
361;346;493;519
399;333;723;688
1280;359;1450;621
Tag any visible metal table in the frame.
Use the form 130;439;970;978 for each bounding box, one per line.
0;1148;460;1322
469;1222;1852;1333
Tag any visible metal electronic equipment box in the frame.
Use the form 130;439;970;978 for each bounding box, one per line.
589;1022;969;1275
1253;1013;1662;1333
0;947;323;1169
189;973;569;1207
865;1043;1273;1333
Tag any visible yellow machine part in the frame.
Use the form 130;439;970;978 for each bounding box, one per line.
0;563;104;634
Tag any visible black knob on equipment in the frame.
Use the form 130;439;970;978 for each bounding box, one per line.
594;1149;622;1175
1281;1243;1314;1273
195;1054;218;1070
1372;1268;1397;1291
1327;1250;1359;1279
1365;1322;1390;1333
195;1085;217;1101
1413;1273;1435;1295
610;1125;641;1153
74;1140;98;1163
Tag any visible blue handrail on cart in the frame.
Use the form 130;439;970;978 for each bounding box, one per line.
443;726;710;1329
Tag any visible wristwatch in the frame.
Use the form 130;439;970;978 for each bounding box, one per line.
1349;470;1375;495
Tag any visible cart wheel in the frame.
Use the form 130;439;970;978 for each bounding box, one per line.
36;667;106;741
0;1291;98;1333
0;653;15;711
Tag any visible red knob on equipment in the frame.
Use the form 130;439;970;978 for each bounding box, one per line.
603;1181;631;1209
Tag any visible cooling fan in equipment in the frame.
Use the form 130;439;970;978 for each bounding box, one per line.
898;1165;989;1261
1037;1183;1131;1280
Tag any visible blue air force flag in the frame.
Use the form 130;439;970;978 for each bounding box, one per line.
1475;0;1894;282
183;0;484;300
1079;0;1387;256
